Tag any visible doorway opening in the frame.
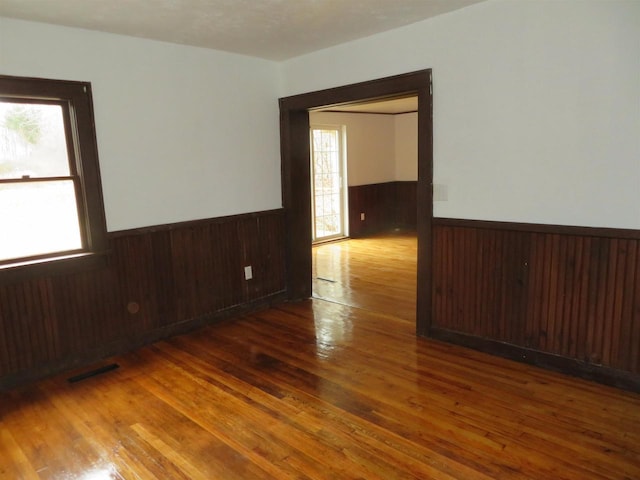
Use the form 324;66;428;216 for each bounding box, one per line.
310;96;418;320
279;69;433;335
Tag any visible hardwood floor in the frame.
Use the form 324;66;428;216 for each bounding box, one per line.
313;231;417;321
1;233;639;479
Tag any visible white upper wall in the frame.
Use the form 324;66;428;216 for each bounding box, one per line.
283;0;640;229
395;112;418;181
310;111;395;186
2;1;638;231
0;17;283;231
310;111;418;185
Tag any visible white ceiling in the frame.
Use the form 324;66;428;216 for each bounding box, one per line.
0;0;485;61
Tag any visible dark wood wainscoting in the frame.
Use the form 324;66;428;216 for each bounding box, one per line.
0;210;286;389
431;218;640;391
348;181;417;237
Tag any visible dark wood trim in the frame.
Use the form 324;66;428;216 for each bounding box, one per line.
280;71;432;111
109;209;285;239
429;327;640;392
280;108;312;299
0;252;108;285
279;70;433;335
416;85;433;336
0;291;286;391
433;217;640;239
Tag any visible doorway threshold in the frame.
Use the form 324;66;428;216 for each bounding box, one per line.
312;235;348;246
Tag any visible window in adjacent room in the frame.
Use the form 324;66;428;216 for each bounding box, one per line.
0;75;108;279
310;125;348;242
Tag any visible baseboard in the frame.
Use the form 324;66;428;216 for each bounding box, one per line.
429;327;640;393
0;290;287;392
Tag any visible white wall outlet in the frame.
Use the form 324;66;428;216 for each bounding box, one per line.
244;265;253;280
360;212;365;221
434;184;449;202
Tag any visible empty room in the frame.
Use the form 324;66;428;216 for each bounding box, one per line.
0;1;639;478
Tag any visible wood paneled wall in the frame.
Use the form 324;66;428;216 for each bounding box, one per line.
348;181;416;237
432;218;640;390
0;210;286;389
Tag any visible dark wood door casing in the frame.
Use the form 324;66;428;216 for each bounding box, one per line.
279;71;640;391
279;70;434;334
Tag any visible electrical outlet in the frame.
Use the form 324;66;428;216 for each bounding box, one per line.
434;184;449;201
244;265;253;280
360;212;365;221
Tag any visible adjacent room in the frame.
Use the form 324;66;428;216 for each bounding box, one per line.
310;97;418;318
1;0;639;478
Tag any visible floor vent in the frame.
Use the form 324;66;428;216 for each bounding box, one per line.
67;363;120;383
316;277;336;283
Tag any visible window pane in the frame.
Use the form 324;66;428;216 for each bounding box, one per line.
0;181;82;261
311;127;344;241
0;102;70;179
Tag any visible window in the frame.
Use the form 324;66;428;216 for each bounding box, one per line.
310;126;348;242
0;75;108;280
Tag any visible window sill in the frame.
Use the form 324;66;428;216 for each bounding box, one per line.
0;251;109;285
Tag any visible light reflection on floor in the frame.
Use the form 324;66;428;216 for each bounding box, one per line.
310;232;418;374
312;232;417;322
312;300;354;359
79;464;120;480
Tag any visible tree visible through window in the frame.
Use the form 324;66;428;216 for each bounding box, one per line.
0;75;107;278
310;126;347;242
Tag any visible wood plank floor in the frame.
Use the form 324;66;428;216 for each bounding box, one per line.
313;231;417;321
1;233;639;479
